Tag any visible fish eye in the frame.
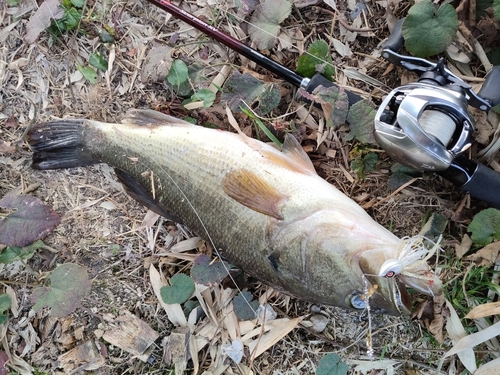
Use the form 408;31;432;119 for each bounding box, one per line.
348;292;366;310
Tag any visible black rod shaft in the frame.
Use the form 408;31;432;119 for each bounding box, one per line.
146;0;305;87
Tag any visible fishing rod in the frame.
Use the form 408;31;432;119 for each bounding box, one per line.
144;0;363;104
144;0;500;208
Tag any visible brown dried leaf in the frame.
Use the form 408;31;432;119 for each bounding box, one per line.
25;0;64;44
464;241;500;266
465;301;500;319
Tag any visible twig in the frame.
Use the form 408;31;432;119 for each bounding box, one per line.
313;7;383;32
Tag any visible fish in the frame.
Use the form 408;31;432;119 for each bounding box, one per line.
26;109;443;315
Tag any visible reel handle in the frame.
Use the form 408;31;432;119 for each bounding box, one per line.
440;155;500;208
383;19;405;52
478;66;500;108
303;73;363;105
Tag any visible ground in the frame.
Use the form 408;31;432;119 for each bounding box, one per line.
1;0;500;374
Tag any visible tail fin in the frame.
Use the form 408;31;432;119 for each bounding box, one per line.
26;119;98;170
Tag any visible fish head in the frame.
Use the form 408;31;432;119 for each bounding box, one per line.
357;236;443;315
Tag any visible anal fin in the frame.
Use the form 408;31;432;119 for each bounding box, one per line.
114;169;182;223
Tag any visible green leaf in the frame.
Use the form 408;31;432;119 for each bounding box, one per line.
70;0;84;7
89;53;108;71
160;274;195;304
248;0;292;50
167;59;189;88
0;294;11;313
402;0;458;57
222;72;280;115
0;193;60;247
316;353;348;375
494;0;500;20
31;263;91;317
258;84;281;114
350;152;378;179
468;208;500;246
233;291;259;320
64;7;83;30
345;99;377;144
191;254;228;286
100;29;115;43
296;40;335;81
190;89;216;108
388;164;421;191
0;240;43;264
487;48;500;66
419;213;448;238
0;315;8;325
311;85;349;127
77;64;97;84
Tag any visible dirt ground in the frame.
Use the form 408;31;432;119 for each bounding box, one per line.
1;0;500;374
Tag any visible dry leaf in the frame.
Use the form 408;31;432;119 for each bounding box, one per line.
464;241;500;266
246;317;303;358
473;357;500;375
465;301;500;319
25;0;64;44
455;234;473;259
445;300;477;373
445;320;500;359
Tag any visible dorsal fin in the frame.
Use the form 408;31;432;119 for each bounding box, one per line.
122;109;191;127
259;134;317;176
223;169;287;220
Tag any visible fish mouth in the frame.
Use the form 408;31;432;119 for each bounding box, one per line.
373;277;412;315
348;277;412;315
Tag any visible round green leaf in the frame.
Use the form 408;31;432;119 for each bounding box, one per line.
0;294;11;313
402;0;458;57
160;274;195;304
191;89;216;108
233;291;258;320
468;208;500;246
297;40;335;80
316;353;348;375
167;59;189;88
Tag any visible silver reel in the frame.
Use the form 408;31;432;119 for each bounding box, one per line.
374;82;476;171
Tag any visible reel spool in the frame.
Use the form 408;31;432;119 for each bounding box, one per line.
374;82;475;171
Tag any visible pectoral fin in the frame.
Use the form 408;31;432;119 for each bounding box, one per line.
223;169;287;220
114;169;182;223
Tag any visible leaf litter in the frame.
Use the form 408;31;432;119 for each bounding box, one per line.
1;0;500;373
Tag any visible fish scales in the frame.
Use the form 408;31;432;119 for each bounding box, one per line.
27;109;444;315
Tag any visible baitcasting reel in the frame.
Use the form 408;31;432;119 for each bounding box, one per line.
374;20;500;208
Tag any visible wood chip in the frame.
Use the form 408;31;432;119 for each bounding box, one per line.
102;310;159;361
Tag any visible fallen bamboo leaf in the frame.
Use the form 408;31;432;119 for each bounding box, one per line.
445;320;500;359
465;301;500;319
444;300;477;373
247;316;303;358
473;357;500;375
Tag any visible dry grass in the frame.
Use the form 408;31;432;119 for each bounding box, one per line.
1;0;500;374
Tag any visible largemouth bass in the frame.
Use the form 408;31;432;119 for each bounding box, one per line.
27;109;443;315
